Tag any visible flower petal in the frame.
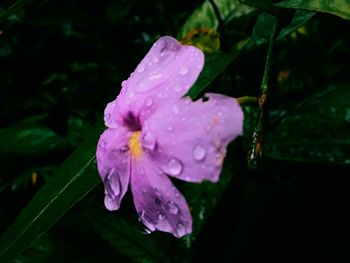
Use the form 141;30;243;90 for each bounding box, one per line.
96;127;131;211
115;36;204;126
143;93;243;183
130;155;192;238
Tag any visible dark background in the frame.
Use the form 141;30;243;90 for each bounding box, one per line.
0;0;349;262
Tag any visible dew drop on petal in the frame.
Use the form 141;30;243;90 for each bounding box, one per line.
167;126;173;132
171;104;180;114
176;221;186;237
193;145;206;161
167;200;179;215
104;168;121;197
158;212;165;221
152;57;159;63
145;97;153;107
128;92;135;99
179;66;189;76
163;158;183;176
142;132;157;151
137;63;146;72
174;84;182;92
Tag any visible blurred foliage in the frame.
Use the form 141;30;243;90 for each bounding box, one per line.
0;0;350;262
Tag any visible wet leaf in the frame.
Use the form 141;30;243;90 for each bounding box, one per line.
0;131;100;262
276;0;350;20
265;85;350;164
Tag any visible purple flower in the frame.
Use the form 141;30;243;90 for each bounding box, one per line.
96;36;243;238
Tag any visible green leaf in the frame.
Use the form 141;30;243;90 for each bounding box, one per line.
182;166;236;246
86;211;169;263
0;122;66;155
0;0;49;23
252;10;315;44
0;132;101;262
275;0;350;20
265;85;350;164
187;38;251;99
178;0;255;38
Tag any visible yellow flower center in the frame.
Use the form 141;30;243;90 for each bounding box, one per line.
128;131;142;158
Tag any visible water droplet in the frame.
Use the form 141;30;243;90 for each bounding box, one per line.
128;92;134;99
163;158;183;176
167;201;179;214
104;168;121;197
167;126;173;132
174;84;182;92
171;104;180;114
153;57;159;63
104;112;111;122
193;145;206;161
158;213;165;221
176;221;187;237
145;97;153;107
149;73;162;80
179;66;189;76
142;132;157;151
137;63;145;72
121;80;128;87
205;125;212;131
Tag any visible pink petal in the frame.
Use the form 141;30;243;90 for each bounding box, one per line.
130;155;192;238
96;127;131;211
115;36;204;126
143;93;243;183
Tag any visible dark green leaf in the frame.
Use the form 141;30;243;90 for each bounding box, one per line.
0;0;48;23
86;211;169;263
0;122;66;154
265;85;350;164
187;38;251;99
252;10;315;44
275;0;350;20
182;167;236;245
0;132;101;262
178;0;255;38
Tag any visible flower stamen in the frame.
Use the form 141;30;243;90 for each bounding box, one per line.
129;131;143;158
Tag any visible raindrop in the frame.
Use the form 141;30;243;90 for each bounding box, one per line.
179;66;189;76
137;63;146;72
145;97;153;107
163;158;183;176
171;104;180;114
152;57;159;63
142;132;157;151
158;213;165;221
174;84;182;92
167;126;173;132
128;92;135;99
176;221;187;237
104;169;121;197
121;80;128;87
167;201;179;215
193;145;206;161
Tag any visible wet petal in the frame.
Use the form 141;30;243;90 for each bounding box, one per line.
144;93;244;182
96;127;131;210
130;155;192;238
116;36;204;125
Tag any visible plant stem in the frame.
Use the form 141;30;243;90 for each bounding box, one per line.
247;17;280;170
208;0;228;51
260;17;280;95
